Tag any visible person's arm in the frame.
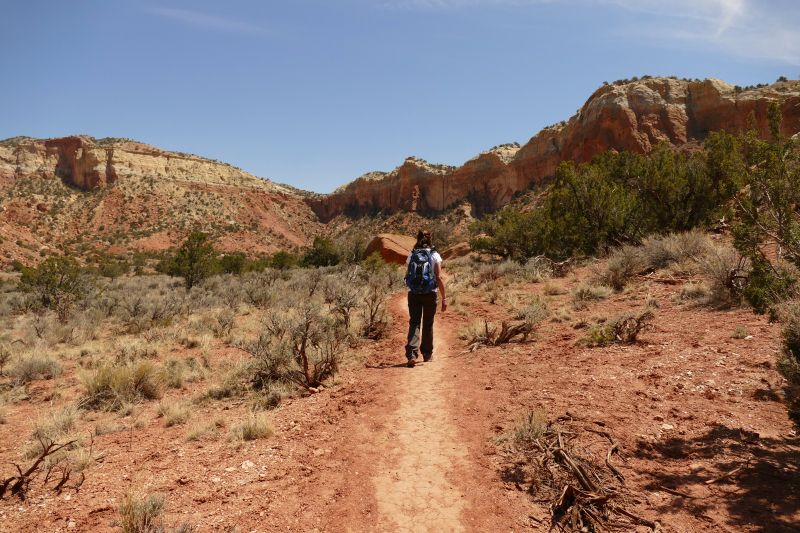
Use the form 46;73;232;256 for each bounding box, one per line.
434;261;447;311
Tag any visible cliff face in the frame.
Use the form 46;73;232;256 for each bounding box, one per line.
0;136;323;266
309;78;800;221
0;135;298;194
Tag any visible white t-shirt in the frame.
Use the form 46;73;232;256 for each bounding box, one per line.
406;248;442;292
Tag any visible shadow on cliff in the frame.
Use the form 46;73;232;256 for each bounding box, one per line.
632;424;800;532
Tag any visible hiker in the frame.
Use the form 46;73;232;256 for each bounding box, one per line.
404;229;447;367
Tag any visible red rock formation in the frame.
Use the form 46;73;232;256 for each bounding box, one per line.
364;234;417;265
441;242;470;261
308;78;800;221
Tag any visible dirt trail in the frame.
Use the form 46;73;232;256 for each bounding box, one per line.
369;297;469;532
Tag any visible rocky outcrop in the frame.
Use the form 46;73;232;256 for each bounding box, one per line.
364;234;417;265
308;78;800;221
0;135;298;194
441;242;471;261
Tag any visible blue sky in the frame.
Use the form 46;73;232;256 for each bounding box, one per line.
1;0;798;193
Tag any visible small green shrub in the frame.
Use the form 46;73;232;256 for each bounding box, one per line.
731;326;751;339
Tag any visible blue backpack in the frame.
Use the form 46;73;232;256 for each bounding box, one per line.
405;248;437;294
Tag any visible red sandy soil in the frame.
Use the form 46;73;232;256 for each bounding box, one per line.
0;269;798;532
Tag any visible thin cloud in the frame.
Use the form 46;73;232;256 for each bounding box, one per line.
375;0;799;64
145;7;267;36
377;0;554;9
602;0;800;64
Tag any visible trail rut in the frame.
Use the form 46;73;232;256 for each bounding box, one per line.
369;300;469;532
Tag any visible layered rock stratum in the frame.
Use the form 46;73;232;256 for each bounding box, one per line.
308;78;800;221
1;77;799;267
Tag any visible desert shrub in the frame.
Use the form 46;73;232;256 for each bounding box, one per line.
161;357;204;389
472;134;743;262
601;244;646;290
229;410;274;442
465;298;548;348
732;103;800;314
81;360;163;411
521;257;552;283
731;326;751;339
219;252;246;275
570;283;612;309
164;231;219;289
777;304;800;425
31;405;78;440
303;237;343;267
114;290;182;333
674;282;709;304
694;243;750;307
115;337;159;363
186;418;224;441
582;306;656;346
210;310;235;338
640;229;710;268
360;271;394;339
19;257;97;322
543;282;565;296
119;491;167;533
156;401;192;427
323;280;361;331
10;356;62;384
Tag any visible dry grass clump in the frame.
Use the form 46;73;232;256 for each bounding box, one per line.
543;282;566;296
731;326;751;339
119;490;168;533
229;410;274;442
640;229;710;268
31;405;78;441
692;243;750;307
674;282;710;304
80;360;163;411
160;356;205;389
115;337;160;363
570;283;612;310
186;417;225;442
600;245;646;291
9;356;62;384
156;401;192;427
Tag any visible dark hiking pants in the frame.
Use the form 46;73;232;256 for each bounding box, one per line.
405;291;437;360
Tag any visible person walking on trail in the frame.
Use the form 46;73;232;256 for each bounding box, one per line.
404;229;447;367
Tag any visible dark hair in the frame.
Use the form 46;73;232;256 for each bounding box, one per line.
415;229;432;248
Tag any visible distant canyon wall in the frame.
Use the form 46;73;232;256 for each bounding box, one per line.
308;78;800;222
0;136;293;194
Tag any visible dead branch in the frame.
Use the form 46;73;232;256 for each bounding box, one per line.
705;460;750;485
0;438;77;501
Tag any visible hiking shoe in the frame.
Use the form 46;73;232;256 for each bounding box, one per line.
407;359;416;367
423;354;433;362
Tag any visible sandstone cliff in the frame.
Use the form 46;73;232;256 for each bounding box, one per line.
0;136;323;266
0;135;301;194
309;78;800;221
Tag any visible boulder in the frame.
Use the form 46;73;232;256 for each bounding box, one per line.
364;234;416;265
441;242;470;261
